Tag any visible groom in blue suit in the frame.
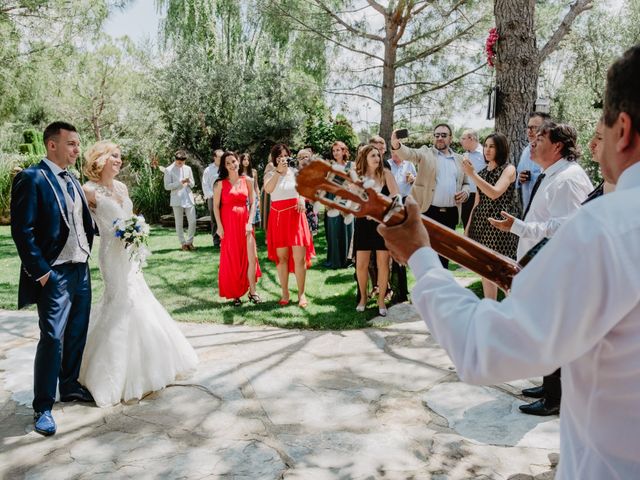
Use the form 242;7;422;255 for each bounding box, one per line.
11;121;95;436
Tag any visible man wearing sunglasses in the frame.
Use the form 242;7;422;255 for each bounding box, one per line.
390;123;470;268
517;112;550;210
164;150;197;251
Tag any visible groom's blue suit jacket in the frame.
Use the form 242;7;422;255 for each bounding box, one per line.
10;160;95;309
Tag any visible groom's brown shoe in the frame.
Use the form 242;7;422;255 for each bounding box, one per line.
60;386;94;403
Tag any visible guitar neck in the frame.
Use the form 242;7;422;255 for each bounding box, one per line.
293;159;521;291
376;205;520;291
417;214;520;291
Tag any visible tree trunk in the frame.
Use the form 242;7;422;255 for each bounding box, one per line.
494;0;538;165
379;38;397;143
92;116;102;141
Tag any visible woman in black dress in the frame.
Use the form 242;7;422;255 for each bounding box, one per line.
353;145;399;316
462;132;519;300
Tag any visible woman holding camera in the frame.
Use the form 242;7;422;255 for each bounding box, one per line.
213;151;262;306
263;143;315;307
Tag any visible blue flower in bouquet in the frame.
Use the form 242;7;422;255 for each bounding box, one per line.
112;215;151;267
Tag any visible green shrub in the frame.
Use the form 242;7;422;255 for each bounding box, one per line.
18;144;34;155
130;163;170;223
21;129;46;157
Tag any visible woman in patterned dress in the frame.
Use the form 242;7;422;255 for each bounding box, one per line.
462;132;519;300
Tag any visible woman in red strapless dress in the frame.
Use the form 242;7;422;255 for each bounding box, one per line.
213;152;261;306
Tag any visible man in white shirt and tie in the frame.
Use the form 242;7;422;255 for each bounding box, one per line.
164;150;197;251
202;149;222;247
490;122;593;261
489;122;593;416
377;44;640;479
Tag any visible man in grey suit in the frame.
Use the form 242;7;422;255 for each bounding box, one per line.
164;150;196;251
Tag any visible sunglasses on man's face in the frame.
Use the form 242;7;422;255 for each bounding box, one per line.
175;157;187;161
434;133;449;138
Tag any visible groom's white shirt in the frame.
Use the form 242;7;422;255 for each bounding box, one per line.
42;158;90;265
164;162;195;207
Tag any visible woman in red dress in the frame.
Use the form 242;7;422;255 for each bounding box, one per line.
263;143;315;308
213;152;261;306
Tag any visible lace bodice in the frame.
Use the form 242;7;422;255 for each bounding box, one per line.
85;181;137;297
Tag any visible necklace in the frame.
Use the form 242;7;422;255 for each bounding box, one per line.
95;181;124;206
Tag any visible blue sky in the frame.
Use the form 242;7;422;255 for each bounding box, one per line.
103;1;160;43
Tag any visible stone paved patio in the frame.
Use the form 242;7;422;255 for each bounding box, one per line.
0;306;559;479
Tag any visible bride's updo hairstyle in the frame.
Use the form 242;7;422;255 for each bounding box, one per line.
84;141;120;182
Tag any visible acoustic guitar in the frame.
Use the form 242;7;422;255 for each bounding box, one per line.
295;159;521;291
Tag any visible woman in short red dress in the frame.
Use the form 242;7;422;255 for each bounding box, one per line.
263;143;315;307
213;151;261;306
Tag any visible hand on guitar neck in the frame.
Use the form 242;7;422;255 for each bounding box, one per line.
376;196;431;264
295;159;521;292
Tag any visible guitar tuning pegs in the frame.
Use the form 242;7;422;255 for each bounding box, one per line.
343;213;354;225
313;201;321;214
327;208;340;217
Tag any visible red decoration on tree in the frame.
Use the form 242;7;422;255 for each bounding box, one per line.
485;28;499;67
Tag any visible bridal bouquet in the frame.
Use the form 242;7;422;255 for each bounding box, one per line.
113;214;151;266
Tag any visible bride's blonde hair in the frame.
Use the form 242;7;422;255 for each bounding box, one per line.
84;141;120;182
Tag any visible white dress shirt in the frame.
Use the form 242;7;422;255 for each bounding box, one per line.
432;149;458;207
516;144;544;209
510;158;593;260
408;161;640;480
464;145;485;193
388;159;417;197
202;163;219;200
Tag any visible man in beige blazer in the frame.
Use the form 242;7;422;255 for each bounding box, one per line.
390;124;470;268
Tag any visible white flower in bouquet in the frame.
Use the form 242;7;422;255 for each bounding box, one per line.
112;214;151;267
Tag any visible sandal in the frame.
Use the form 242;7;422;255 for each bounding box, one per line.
248;292;262;304
233;298;242;307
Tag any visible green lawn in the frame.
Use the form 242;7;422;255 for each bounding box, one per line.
0;223;481;329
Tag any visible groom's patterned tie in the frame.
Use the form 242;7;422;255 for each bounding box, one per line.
59;171;76;202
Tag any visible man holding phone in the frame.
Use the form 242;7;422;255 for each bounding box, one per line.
517;112;550;210
390;123;470;268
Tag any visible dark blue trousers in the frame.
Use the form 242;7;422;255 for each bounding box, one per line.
33;263;91;413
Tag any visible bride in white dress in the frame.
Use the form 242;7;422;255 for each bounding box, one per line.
79;141;198;407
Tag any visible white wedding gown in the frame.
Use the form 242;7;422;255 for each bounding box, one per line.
79;181;198;407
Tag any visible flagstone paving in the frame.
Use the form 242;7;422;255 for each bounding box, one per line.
0;307;559;479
